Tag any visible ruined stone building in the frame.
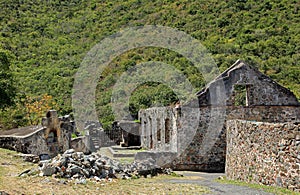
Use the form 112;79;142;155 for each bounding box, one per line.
0;110;74;157
137;60;300;173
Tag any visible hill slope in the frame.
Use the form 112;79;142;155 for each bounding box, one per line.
0;0;299;129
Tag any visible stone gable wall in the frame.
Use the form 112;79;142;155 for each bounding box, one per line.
226;120;300;191
197;61;299;106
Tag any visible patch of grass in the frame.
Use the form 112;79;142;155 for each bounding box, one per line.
169;171;184;177
113;149;140;154
133;119;140;123
71;133;77;138
216;177;299;195
117;157;135;164
98;176;210;194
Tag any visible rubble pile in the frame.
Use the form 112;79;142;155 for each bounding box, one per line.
33;149;172;181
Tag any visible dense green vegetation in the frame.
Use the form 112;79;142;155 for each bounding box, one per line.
0;0;299;130
0;49;15;109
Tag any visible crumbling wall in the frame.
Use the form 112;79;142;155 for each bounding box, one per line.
172;107;226;172
84;121;115;151
70;136;92;154
139;106;226;172
226;120;300;192
0;128;49;155
139;107;178;152
118;120;141;147
0;110;72;157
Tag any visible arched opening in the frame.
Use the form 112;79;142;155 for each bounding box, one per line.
165;118;170;144
46;129;59;152
157;118;161;142
47;130;58;143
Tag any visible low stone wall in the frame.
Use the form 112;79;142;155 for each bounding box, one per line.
0;127;49;155
0;110;72;157
226;120;300;191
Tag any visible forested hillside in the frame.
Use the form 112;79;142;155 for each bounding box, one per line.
0;0;299;130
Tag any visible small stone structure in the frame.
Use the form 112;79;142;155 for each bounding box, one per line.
108;121;141;147
226;120;300;191
42;110;72;156
138;60;300;172
0;110;74;157
118;120;141;147
70;136;93;154
84;121;115;151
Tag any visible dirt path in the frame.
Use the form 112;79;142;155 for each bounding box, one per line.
166;171;274;195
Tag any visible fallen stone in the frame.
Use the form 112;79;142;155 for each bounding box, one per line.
75;178;87;185
18;169;31;177
64;149;75;155
42;166;56;176
39;154;51;161
26;150;174;183
58;179;67;185
17;154;40;163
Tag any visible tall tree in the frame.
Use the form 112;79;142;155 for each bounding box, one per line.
0;49;15;109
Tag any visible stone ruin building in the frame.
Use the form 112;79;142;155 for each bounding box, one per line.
0;110;75;158
0;111;141;159
137;59;300;178
83;120;141;149
111;120;141;147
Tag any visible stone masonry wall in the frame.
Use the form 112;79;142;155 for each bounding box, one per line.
172;106;226;172
0;126;70;157
139;106;299;172
0;127;49;155
139;107;178;152
84;121;116;151
197;60;299;107
226;120;300;191
0;110;72;157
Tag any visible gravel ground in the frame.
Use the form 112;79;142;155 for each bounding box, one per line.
165;171;274;195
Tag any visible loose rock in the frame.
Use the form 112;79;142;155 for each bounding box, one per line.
23;149;173;182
